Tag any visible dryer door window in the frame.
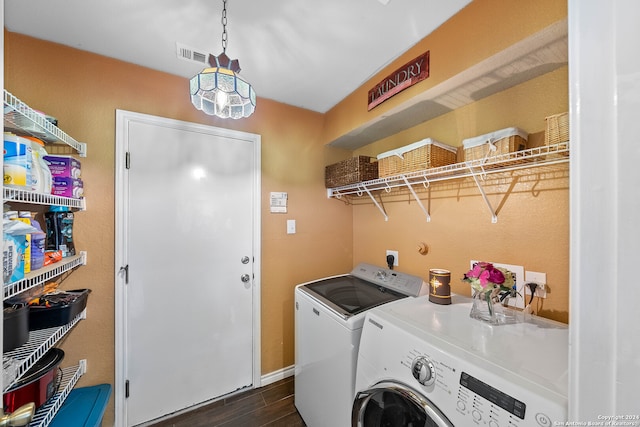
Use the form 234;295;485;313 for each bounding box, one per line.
352;382;453;427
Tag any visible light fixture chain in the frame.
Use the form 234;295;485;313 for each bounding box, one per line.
221;0;228;53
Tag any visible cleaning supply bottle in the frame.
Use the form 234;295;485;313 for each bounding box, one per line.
29;213;46;270
25;136;52;194
17;211;32;273
45;206;75;257
3;133;33;189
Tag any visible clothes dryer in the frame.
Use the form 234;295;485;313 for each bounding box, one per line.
353;295;568;427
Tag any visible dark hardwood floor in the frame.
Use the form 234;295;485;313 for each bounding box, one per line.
148;377;306;427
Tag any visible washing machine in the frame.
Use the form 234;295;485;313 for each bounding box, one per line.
295;263;428;427
353;294;568;427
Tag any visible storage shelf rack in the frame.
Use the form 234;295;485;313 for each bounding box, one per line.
3;89;87;157
3;310;86;392
3;88;88;427
327;141;570;223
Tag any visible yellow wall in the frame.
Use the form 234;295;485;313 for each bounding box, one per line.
4;31;353;425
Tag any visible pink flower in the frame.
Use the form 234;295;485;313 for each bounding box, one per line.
467;265;481;279
487;267;505;284
478;270;490;287
467;262;489;279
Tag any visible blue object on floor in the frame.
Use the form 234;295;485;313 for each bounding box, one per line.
49;384;112;427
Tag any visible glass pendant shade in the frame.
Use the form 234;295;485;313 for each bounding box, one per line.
190;53;256;119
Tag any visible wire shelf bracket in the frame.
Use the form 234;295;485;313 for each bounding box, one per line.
361;185;388;221
402;175;431;222
466;162;498;223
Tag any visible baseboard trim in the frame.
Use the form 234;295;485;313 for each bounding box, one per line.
260;365;295;387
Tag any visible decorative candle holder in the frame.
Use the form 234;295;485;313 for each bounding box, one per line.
428;269;451;305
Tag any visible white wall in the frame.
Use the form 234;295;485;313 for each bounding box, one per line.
569;0;640;419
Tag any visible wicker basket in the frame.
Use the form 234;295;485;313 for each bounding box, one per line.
463;127;528;162
325;156;378;188
545;112;569;145
376;138;457;178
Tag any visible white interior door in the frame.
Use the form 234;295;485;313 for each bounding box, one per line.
115;110;261;426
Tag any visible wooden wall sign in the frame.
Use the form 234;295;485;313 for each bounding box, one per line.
368;51;430;111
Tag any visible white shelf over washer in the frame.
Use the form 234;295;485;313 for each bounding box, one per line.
327;141;569;223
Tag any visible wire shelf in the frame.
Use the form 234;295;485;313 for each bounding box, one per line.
2;310;86;392
3;90;87;156
29;362;86;427
327;142;569;222
3;187;86;210
3;253;87;301
328;142;569;197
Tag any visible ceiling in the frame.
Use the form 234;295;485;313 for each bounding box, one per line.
3;0;472;113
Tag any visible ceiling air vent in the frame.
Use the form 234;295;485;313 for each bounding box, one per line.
176;42;208;65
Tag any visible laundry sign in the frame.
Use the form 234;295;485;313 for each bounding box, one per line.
368;51;430;111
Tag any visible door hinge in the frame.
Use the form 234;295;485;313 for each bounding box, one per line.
125;151;131;169
120;265;129;284
125;379;130;398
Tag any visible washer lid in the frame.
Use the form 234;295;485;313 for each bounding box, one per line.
299;276;407;318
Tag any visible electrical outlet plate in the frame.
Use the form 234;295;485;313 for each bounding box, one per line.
386;250;399;266
470;260;525;309
524;271;547;298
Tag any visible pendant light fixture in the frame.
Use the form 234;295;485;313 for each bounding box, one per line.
190;0;256;119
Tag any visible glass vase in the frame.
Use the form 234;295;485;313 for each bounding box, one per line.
470;289;519;325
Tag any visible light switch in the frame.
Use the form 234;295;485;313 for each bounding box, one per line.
287;219;296;234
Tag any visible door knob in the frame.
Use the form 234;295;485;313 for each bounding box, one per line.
241;256;250;264
241;274;251;283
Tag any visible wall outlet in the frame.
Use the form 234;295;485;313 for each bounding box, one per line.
386;250;399;267
524;271;547;298
470;260;525;309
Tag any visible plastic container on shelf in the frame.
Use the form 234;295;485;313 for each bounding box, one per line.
48;384;112;427
30;214;46;271
3;133;33;189
2;231;27;285
45;206;75;257
3;303;29;352
27;289;90;330
16;212;32;274
24;136;53;194
3;211;28;283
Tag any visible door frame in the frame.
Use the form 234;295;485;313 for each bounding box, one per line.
114;110;261;426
